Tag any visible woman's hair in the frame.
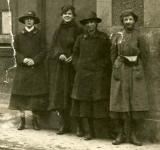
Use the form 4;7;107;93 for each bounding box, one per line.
120;10;138;24
61;4;76;16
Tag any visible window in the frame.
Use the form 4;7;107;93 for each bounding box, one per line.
0;11;12;34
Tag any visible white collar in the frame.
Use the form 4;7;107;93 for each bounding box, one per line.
25;26;35;32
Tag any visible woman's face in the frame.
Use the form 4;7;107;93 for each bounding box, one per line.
62;9;74;23
123;15;135;30
24;18;34;28
85;20;97;33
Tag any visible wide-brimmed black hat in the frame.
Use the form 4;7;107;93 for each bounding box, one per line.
19;11;40;24
120;9;138;23
80;11;102;25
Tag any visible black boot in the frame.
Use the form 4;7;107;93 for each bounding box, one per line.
84;118;95;140
112;120;125;145
32;113;40;130
57;111;66;135
105;117;117;139
112;132;126;145
63;109;71;133
76;117;84;137
17;117;25;130
57;125;65;135
130;120;142;146
124;117;131;143
130;132;142;146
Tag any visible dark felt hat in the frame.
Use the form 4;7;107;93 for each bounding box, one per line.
19;11;40;24
80;11;102;25
120;9;138;23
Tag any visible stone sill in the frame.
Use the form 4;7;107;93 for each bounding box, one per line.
0;35;12;44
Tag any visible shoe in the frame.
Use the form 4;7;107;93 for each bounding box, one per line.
76;126;84;137
75;118;84;137
57;111;71;135
130;132;142;146
112;133;125;145
130;119;142;146
56;128;65;135
32;117;40;130
84;119;95;140
84;133;93;140
56;126;70;135
84;129;95;140
56;128;70;135
17;117;25;130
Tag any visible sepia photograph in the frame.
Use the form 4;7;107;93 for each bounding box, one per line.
0;0;160;149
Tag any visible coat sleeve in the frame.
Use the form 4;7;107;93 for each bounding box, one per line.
71;26;83;55
110;34;118;65
32;32;46;66
72;35;81;70
14;34;25;65
138;34;150;68
104;35;112;96
48;29;64;60
104;34;112;74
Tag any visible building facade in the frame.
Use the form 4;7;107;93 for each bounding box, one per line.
1;0;160;141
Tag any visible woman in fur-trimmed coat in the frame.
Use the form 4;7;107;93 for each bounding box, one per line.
48;5;82;135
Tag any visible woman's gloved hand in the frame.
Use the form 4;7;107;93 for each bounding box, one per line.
59;54;67;61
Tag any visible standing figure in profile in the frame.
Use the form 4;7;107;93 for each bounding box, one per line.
9;11;48;130
48;5;82;135
110;10;149;146
71;12;112;140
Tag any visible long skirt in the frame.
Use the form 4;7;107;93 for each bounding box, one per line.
71;99;108;118
9;94;48;111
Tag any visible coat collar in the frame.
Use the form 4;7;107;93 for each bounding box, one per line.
83;30;101;39
59;20;77;28
122;28;139;35
25;26;35;32
21;27;38;34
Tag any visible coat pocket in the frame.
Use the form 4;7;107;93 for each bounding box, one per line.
112;59;122;81
133;65;144;80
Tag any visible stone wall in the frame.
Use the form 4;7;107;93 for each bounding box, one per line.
112;0;144;26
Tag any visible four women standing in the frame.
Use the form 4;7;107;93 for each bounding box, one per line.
9;5;149;146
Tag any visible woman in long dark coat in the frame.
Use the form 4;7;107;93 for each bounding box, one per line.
9;11;48;130
48;5;82;134
71;12;112;140
110;10;149;146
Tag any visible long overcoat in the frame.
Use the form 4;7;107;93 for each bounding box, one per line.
110;29;149;112
48;21;82;110
11;28;48;96
71;30;112;101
